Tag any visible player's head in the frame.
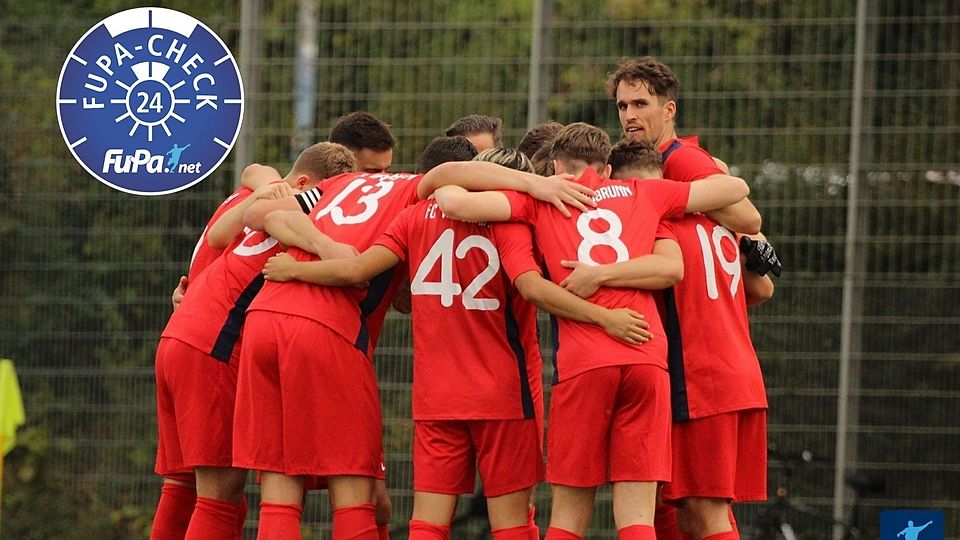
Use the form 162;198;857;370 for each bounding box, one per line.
530;144;555;176
288;142;357;189
329;111;396;173
606;57;679;146
608;138;663;180
473;147;535;173
908;521;914;527
549;122;612;178
418;136;478;173
444;115;503;152
518;121;563;159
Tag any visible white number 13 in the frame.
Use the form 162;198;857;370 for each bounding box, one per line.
695;224;741;300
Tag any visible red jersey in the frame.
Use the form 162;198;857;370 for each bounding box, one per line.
248;172;423;358
163;190;323;361
656;216;768;419
503;167;691;382
187;187;253;282
375;200;542;421
659;136;723;184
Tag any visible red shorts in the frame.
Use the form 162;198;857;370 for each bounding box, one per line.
232;311;383;477
303;448;388;490
414;419;544;497
546;364;671;487
660;408;767;503
155;337;238;475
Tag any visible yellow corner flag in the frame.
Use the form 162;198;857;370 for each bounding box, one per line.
0;359;24;457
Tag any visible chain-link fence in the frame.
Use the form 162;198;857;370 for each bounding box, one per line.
1;0;957;538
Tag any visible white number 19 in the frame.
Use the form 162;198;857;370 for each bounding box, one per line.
695;223;741;300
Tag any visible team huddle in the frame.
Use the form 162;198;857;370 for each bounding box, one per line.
150;57;783;540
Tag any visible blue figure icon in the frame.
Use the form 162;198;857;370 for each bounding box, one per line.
897;520;934;540
165;143;191;172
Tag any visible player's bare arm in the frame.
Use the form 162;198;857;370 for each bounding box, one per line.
207;182;296;248
239;163;283;191
433;185;514;222
513;271;653;345
558;238;684;298
262;210;358;260
685;175;753;215
263;245;399;286
418;160;595;217
241;194;307;231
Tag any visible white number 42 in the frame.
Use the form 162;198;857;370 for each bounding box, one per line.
411;229;501;311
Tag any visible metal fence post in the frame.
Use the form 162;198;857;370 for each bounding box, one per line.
526;0;552;131
292;0;319;159
233;0;261;184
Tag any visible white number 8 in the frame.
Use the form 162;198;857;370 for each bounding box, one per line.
576;209;629;265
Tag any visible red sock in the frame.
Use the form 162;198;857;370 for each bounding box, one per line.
618;524;656;540
494;525;532;540
184;497;245;540
151;482;197;540
378;524;390;540
257;502;303;540
408;519;450;540
701;532;739;540
544;527;582;540
333;504;379;540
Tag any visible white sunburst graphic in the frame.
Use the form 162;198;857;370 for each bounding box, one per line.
110;61;190;143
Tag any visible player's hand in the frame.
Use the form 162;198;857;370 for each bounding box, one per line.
739;236;782;277
392;281;412;313
529;174;596;218
559;260;605;298
252;181;295;201
599;308;652;345
319;241;360;260
262;252;299;282
171;275;188;310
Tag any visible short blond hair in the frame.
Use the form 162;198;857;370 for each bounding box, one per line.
550;122;611;168
291;142;357;180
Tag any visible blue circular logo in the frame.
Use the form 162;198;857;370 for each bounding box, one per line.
57;7;243;196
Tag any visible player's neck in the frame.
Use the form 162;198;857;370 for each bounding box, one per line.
656;127;678;148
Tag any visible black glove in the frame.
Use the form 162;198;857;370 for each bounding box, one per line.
739;236;782;277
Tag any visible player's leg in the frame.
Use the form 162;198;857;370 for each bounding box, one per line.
472;418;543;538
546;485;596;538
329;475;379;540
608;365;672;540
678;498;735;539
410;421;475;539
544;368;620;539
184;466;248;540
258;472;306;540
655;502;694;540
373;478;392;540
151;474;197;540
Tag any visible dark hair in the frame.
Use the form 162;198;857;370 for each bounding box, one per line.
608;138;662;178
605;56;680;103
291;142;357;179
473;147;534;173
329;112;396;152
517;121;563;159
550;122;611;167
444;115;503;147
417;136;478;173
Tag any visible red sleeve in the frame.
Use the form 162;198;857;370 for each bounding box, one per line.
502;190;537;225
373;205;415;263
637;180;691;220
656;219;679;242
492;223;540;284
663;144;723;183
